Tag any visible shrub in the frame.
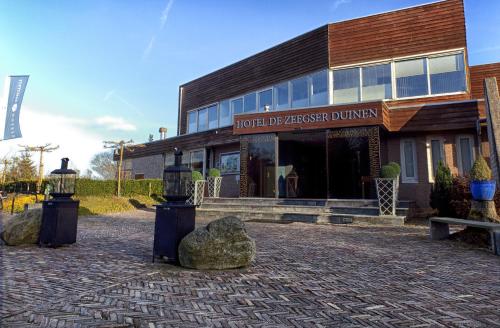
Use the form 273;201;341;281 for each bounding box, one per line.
380;165;399;179
430;161;453;216
208;168;221;177
192;171;203;181
470;156;492;181
387;162;401;175
449;175;472;219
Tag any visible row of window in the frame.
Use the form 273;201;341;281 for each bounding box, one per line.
187;70;329;133
334;52;466;103
187;51;467;134
400;135;474;183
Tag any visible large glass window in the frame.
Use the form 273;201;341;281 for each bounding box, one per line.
219;100;231;127
362;64;392;101
395;58;428;98
258;89;273;112
291;77;309;108
190;150;205;176
231;98;243;119
429;53;466;94
274;82;289;110
457;135;474;175
245;134;276;197
187;111;197;133
333;68;360;104
243;92;257;113
208;105;218;129
427;138;444;182
400;139;418;183
310;70;328;106
197;107;208;131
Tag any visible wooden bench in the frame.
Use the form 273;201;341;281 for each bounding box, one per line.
429;217;500;255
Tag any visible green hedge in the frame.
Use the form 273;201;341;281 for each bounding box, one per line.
0;178;163;197
75;179;117;196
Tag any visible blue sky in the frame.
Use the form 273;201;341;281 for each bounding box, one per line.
0;0;499;173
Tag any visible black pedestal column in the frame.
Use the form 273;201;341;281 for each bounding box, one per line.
153;203;195;263
39;198;79;247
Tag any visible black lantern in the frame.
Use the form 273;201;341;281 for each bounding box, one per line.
39;158;80;247
153;148;196;263
163;148;192;202
48;158;77;198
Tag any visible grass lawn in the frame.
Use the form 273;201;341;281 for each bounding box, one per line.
1;194;162;216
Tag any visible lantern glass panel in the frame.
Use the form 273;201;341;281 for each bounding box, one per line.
49;173;77;196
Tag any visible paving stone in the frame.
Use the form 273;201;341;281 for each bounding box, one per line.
1;210;499;327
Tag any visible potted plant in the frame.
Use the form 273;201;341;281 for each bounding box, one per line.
187;171;206;205
470;156;496;201
207;168;222;198
375;162;401;216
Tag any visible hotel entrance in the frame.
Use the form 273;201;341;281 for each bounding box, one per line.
239;127;380;199
328;136;370;198
278;132;327;198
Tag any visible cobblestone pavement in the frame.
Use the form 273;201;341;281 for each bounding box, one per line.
1;210;499;327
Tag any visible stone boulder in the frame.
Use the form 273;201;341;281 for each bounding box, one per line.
178;216;256;270
0;209;43;246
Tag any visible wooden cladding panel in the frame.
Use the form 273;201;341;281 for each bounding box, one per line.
179;26;329;135
388;100;480;132
122;127;238;159
470;63;500;99
386;93;471;108
328;0;466;67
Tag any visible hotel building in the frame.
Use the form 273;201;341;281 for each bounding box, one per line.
122;0;500;212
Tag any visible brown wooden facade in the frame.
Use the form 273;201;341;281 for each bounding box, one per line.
178;0;469;136
122;0;500;208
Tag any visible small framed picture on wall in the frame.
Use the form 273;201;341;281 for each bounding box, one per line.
220;152;240;175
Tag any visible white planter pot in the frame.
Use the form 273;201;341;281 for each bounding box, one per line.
207;176;222;198
186;180;206;206
375;178;399;216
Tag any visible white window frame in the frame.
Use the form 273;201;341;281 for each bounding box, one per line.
218;100;231;127
456;134;476;176
400;138;418;184
257;88;273;112
207;104;219;130
189;148;206;178
426;137;445;183
331;49;467;102
186;109;198;134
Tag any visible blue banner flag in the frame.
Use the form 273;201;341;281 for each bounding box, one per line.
2;75;29;140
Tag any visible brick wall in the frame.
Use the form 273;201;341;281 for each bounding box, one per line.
385;130;477;209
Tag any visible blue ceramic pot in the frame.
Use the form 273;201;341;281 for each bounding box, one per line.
470;180;496;201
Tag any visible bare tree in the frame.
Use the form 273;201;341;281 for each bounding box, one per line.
103;140;144;197
19;143;59;193
90;151;116;180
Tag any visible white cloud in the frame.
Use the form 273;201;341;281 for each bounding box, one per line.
95;116;136;131
0;108;104;174
103;89;115;102
160;0;174;30
142;0;174;60
142;36;156;60
331;0;351;11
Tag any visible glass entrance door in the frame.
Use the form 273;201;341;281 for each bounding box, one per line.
241;134;276;198
278;132;327;198
328;136;371;199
